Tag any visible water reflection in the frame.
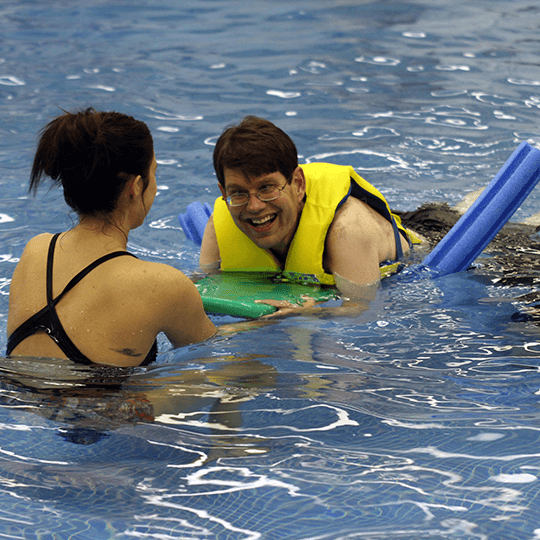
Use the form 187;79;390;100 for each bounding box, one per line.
0;354;277;455
1;304;540;537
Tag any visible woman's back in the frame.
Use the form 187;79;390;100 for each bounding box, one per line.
7;108;217;367
8;230;215;367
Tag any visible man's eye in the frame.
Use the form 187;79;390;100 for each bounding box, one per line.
259;185;275;194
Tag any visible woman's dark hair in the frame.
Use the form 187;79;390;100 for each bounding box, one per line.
213;116;298;187
30;108;154;215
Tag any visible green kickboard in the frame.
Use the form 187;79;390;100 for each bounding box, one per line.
196;272;338;318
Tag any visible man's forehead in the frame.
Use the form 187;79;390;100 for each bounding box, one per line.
223;169;283;187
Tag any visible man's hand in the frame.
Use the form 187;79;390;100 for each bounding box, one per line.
255;295;317;317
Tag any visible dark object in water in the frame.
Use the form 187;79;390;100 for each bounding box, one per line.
398;202;540;318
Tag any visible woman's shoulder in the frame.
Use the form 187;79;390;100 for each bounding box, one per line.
21;233;55;254
122;259;196;296
120;260;205;329
129;258;189;279
13;233;55;276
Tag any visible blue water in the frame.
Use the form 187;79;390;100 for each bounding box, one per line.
1;0;540;538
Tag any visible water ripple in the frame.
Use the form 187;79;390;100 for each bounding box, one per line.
0;76;25;86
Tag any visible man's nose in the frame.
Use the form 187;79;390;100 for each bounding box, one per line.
245;192;266;211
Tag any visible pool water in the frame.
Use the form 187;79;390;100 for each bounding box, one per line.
1;0;540;538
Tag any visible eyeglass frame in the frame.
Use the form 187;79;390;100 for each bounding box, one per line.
222;180;290;207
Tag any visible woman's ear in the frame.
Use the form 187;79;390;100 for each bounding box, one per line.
129;175;144;199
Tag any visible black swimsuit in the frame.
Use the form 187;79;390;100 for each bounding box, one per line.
6;233;157;366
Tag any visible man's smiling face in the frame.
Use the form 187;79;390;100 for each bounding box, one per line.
220;167;306;258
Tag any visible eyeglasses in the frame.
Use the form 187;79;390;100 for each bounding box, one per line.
223;183;288;207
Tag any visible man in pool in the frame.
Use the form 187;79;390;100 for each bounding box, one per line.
199;115;422;298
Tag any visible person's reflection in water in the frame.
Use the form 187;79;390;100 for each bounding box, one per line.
0;354;277;460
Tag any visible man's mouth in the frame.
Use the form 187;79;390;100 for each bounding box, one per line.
246;214;277;227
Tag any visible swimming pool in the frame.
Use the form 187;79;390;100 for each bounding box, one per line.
1;0;540;538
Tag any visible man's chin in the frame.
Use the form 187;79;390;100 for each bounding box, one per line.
238;226;274;248
250;237;276;250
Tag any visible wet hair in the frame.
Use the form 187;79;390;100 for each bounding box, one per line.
213;116;298;187
29;108;154;216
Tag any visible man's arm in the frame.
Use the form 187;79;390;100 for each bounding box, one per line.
199;214;221;269
324;197;399;298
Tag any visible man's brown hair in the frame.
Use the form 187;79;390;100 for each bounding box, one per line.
213;116;298;186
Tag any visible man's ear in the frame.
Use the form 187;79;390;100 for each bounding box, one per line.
218;183;227;199
291;167;306;201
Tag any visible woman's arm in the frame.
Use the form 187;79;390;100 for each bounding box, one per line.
155;265;217;347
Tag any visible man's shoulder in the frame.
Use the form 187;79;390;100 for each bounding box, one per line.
327;197;390;249
332;196;373;227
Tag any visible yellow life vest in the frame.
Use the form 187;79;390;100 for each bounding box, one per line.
213;163;420;285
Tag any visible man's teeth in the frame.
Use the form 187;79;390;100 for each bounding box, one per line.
251;215;274;225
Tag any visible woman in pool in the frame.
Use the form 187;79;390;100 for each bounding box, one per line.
6;108;219;367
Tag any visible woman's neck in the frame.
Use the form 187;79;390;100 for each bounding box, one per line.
74;216;130;250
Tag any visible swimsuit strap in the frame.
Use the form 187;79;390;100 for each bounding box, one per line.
46;233;137;307
7;234;157;365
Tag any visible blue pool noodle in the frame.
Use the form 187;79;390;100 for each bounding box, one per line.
178;201;212;246
178;142;540;277
421;141;540;276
